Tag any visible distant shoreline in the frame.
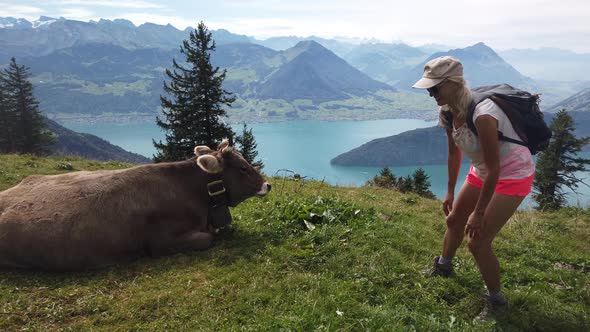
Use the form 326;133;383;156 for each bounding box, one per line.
47;109;440;126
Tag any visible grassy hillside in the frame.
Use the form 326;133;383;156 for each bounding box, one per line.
0;154;589;331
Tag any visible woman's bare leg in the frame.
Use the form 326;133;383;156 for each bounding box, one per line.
442;181;480;259
467;193;524;292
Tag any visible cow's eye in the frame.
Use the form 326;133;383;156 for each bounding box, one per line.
240;166;248;172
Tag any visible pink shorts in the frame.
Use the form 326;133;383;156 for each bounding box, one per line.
466;168;534;197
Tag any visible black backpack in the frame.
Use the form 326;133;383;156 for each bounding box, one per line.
443;84;552;154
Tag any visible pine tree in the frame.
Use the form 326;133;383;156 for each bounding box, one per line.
378;167;397;187
533;109;590;210
0;69;13;153
411;168;435;198
379;167;395;179
235;123;263;169
1;58;54;154
366;167;397;188
398;175;414;193
153;21;236;162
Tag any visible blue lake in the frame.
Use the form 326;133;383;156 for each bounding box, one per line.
66;119;590;208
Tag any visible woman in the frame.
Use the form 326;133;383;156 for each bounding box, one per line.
412;56;535;320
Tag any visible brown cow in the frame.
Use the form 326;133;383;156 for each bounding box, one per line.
0;139;271;270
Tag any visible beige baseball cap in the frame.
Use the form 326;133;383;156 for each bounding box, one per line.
412;56;463;89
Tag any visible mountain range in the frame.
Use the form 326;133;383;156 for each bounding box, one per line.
0;16;186;61
256;41;395;103
498;48;590;82
19;39;401;121
341;43;428;85
2;16;590;120
394;42;535;91
549;88;590;113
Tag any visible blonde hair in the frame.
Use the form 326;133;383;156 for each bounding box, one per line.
439;76;473;120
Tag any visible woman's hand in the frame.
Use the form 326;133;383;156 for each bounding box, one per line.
465;212;484;238
442;192;454;216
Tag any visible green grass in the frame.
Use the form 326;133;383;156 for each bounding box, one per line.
1;154;589;331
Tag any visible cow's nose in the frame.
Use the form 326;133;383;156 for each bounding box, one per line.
257;182;271;196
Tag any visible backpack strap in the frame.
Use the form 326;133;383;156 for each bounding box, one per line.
440;90;493;132
441;110;453;130
465;92;528;147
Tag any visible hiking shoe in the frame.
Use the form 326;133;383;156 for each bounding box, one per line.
422;256;453;277
475;296;510;321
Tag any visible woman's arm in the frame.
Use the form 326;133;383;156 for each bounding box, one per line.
465;114;500;238
443;128;462;216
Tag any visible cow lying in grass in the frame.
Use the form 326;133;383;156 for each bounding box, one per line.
0;139;270;270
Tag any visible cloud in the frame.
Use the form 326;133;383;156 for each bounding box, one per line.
2;0;589;52
222;0;351;13
57;7;97;21
208;18;298;38
53;0;165;9
0;3;43;20
211;0;590;52
114;13;195;30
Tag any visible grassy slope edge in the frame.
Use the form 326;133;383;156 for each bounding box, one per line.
0;154;588;331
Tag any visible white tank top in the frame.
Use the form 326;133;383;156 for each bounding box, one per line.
438;99;535;180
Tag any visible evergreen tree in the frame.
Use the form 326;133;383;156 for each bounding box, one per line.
1;58;54;154
533;110;590;210
379;167;395;179
153;21;235;162
0;69;14;152
235;123;263;169
411;167;435;198
366;167;397;188
399;175;414;193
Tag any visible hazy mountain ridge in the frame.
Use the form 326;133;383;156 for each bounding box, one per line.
341;43;428;85
46;118;151;163
256;41;395;103
499;48;590;81
27;43;175;81
214;42;282;95
549;87;590;113
24;42;170;116
0;16;251;63
395;42;534;91
254;36;357;57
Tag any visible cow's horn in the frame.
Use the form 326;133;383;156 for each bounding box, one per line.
218;138;230;151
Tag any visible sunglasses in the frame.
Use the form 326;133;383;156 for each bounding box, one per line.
427;79;447;95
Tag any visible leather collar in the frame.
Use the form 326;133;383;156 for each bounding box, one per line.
206;173;230;208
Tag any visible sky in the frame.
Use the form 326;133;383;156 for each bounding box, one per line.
1;0;590;52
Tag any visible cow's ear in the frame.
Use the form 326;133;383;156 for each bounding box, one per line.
194;146;213;156
196;155;223;173
217;138;229;151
